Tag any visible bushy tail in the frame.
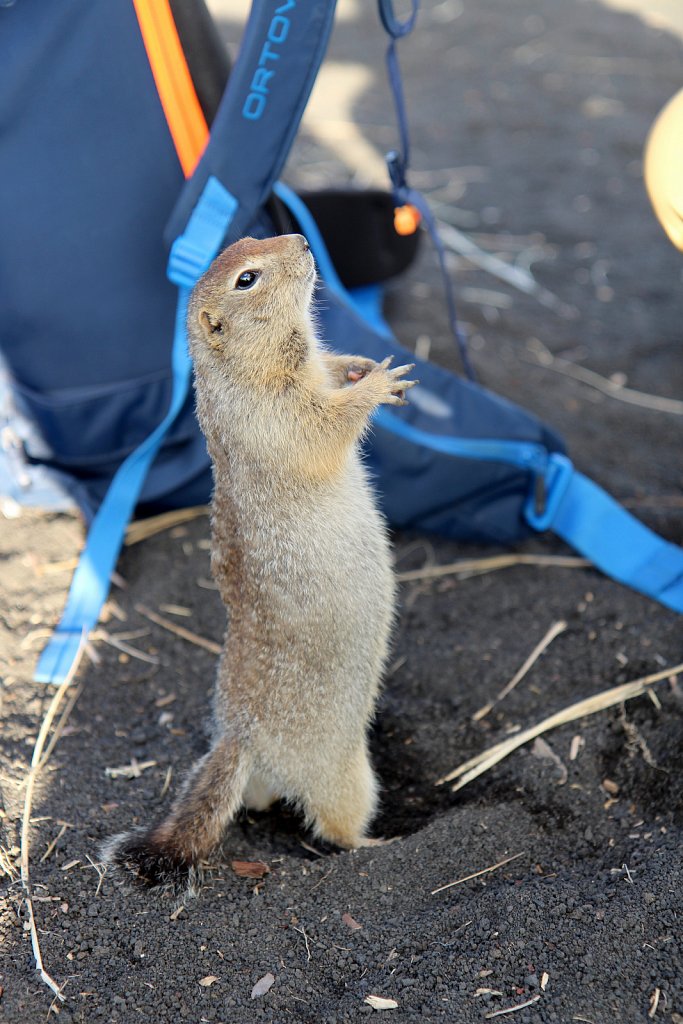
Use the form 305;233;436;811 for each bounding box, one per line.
101;734;250;889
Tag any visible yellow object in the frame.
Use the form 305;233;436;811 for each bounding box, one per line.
644;87;683;251
394;203;421;236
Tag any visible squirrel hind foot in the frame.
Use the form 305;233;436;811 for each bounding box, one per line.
100;829;196;893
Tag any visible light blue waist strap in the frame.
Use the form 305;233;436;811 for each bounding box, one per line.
376;412;683;614
541;456;683;613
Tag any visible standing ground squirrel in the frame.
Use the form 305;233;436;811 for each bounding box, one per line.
103;234;416;888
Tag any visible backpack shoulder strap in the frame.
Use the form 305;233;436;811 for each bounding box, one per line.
165;0;337;247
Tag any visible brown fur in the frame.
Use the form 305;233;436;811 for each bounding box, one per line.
102;234;416;887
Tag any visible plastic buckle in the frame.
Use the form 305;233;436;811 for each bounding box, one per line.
524;452;574;532
167;234;213;289
386;149;406;192
167;177;239;288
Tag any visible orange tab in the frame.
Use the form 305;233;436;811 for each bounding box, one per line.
133;0;209;179
394;203;421;236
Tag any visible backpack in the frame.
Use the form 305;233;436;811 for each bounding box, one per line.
1;0;681;687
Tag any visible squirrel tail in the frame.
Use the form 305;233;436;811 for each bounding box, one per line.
101;734;250;890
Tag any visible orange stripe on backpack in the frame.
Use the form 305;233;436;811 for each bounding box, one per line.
132;0;209;178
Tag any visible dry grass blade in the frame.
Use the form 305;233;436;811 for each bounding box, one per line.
431;852;524;895
105;759;157;779
437;661;683;790
21;628;56;650
21;637;85;1003
0;845;18;880
124;506;209;546
35;683;82;774
437;220;576;318
523;338;683;415
135;603;221;655
397;554;589;584
94;629;160;665
159;766;173;800
33;558;80;577
84;854;107;896
159;603;192;617
473;620;567;721
292;924;312;961
40;824;69;864
485;994;541;1018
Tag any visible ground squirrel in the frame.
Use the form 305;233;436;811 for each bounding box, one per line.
103;234;416;888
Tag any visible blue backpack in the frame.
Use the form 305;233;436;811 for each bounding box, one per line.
1;0;681;688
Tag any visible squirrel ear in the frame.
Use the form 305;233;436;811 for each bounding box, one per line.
199;310;223;336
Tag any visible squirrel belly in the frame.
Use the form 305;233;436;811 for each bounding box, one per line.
211;457;396;755
101;234;416;888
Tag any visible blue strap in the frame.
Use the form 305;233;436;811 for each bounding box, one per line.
390;181;476;381
375;407;683;611
378;0;419;38
526;453;683;613
374;406;549;474
378;0;475;381
166;0;337;247
35;177;237;684
382;415;683;611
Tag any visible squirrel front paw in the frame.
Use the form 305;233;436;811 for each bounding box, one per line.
365;356;418;406
344;357;382;383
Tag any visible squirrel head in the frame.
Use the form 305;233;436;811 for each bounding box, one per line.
188;234;316;387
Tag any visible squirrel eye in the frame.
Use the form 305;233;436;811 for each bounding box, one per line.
235;270;259;290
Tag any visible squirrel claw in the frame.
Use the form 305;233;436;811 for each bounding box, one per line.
390;378;418;403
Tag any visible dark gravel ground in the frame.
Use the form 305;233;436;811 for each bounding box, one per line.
1;1;682;1022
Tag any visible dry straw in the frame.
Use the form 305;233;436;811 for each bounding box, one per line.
431;851;524;896
21;636;85;1003
523;336;683;416
438;662;683;791
124;506;209;546
397;553;589;584
473;619;567;721
135;602;221;655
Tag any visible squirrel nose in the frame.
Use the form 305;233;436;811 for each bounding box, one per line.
286;233;309;252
